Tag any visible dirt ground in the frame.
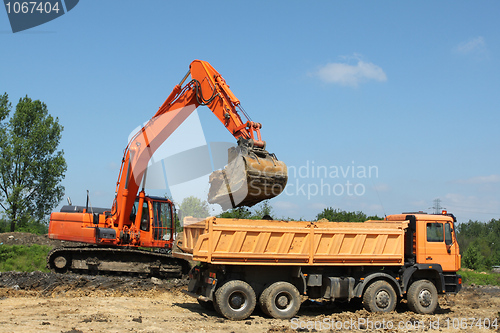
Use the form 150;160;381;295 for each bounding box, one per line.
0;232;83;248
1;233;500;333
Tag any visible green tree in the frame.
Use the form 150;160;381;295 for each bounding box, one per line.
218;206;252;219
456;218;500;269
0;93;66;232
179;195;210;218
252;200;274;219
462;244;485;271
316;207;382;222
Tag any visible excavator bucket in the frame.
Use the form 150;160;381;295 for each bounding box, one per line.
208;144;287;210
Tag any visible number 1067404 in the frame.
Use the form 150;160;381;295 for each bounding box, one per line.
5;1;61;14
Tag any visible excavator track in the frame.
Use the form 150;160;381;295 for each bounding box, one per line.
47;246;190;278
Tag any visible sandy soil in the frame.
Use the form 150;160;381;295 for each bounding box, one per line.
1;232;499;333
0;271;499;333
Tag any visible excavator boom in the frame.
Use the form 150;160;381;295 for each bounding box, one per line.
114;60;287;222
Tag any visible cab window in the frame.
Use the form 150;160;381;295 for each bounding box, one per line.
140;201;150;231
445;223;453;245
152;201;172;241
130;200;138;222
426;223;443;242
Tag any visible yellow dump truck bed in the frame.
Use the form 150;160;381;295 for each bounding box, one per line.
176;217;408;266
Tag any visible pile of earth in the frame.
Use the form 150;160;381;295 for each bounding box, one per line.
0;232;79;248
0;271;188;298
0;232;189;298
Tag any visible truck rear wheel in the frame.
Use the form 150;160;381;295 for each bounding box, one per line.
363;280;397;312
258;292;271;316
407;280;438;314
260;281;301;319
214;280;256;320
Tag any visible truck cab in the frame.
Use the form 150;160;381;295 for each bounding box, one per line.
385;212;461;272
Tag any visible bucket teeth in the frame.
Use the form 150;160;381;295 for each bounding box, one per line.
208;146;287;210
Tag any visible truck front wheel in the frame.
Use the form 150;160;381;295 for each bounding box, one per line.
214;280;256;320
407;280;438;314
260;281;301;319
363;280;397;312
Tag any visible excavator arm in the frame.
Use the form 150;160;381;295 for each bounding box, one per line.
111;60;287;232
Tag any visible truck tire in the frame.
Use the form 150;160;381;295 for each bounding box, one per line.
362;280;397;313
213;296;222;315
260;281;301;319
407;280;438;314
258;291;271;316
214;280;256;320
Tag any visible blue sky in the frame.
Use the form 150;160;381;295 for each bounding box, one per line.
1;1;499;223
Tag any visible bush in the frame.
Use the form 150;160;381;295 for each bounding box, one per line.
460;269;500;286
0;216;48;234
462;244;485;271
0;244;51;272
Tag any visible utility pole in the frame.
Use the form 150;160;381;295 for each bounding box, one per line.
431;198;445;214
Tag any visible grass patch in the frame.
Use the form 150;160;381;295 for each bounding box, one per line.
459;268;500;286
0;244;51;272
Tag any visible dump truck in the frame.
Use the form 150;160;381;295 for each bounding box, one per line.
174;212;462;320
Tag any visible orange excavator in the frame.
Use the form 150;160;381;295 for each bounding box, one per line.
47;60;288;277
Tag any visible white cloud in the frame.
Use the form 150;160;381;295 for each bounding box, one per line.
453;174;500;185
367;204;386;216
372;183;390;192
410;200;427;208
273;200;303;220
307;202;327;211
107;161;120;171
314;57;387;87
453;36;487;55
442;193;500;221
273;201;299;211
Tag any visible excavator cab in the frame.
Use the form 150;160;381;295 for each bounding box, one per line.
207;138;287;210
130;196;176;246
